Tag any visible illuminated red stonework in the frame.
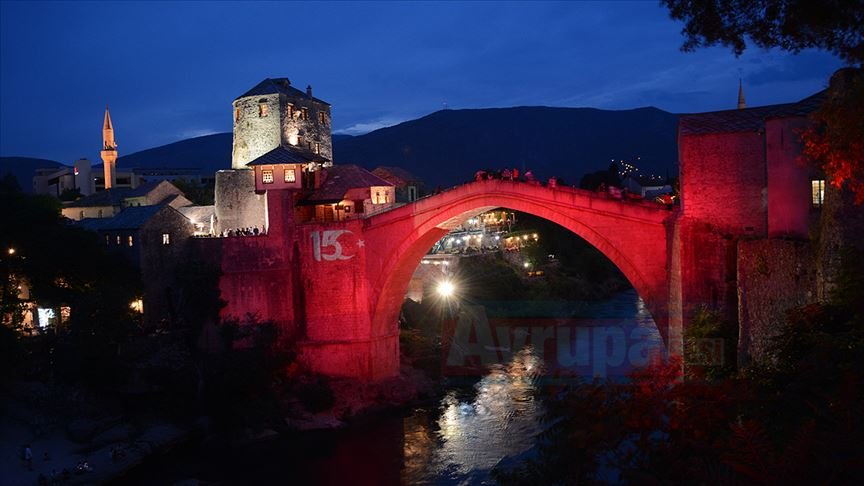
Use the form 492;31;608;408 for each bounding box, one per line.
199;181;675;380
194;89;825;381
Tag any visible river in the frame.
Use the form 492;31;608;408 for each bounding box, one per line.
123;289;663;485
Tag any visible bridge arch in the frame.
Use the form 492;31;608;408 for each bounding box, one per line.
363;180;673;350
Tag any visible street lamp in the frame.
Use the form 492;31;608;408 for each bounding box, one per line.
437;280;455;298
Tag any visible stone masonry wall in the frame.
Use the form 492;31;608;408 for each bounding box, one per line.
737;239;816;367
231;95;282;169
279;93;332;163
680;131;767;236
214;169;267;234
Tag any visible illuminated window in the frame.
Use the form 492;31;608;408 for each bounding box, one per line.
811;179;825;207
127;235;134;247
259;104;268;117
314;142;320;154
301;108;309;120
234;107;240;122
105;234;110;246
162;233;170;245
287;105;294;118
319;112;327;124
116;235;121;245
262;170;274;184
284;169;296;183
344;204;351;213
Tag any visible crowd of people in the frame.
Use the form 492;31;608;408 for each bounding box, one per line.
474;167;543;185
220;227;266;237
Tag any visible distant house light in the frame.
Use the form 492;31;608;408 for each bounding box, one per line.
284;169;296;183
262;170;274;184
811;179;825;207
162;233;171;245
127;235;134;247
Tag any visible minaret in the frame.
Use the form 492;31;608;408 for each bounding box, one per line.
101;105;118;189
737;79;746;110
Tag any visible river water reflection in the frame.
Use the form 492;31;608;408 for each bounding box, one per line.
124;289;662;485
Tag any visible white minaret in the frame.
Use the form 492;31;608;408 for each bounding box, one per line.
101;105;118;189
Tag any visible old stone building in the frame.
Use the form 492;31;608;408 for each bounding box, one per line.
216;78;334;234
77;204;195;326
61;180;192;220
675;70;864;367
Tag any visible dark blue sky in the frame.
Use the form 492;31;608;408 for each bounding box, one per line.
0;1;843;163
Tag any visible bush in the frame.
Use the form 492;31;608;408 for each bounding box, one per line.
296;376;335;413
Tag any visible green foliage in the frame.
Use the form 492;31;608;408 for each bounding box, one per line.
0;191;142;389
684;306;737;380
171;178;215;206
458;254;526;301
58;187;81;201
500;261;864;483
663;0;864;64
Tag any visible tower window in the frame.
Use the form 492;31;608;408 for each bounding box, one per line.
314;142;320;154
262;170;274;184
162;233;171;245
259;103;269;117
319;112;327;125
811;179;825;207
284;168;296;183
234;107;240;122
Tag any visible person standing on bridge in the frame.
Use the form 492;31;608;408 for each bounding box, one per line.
502;168;512;180
512;167;519;181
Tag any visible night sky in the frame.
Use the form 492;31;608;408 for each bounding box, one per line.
0;1;844;164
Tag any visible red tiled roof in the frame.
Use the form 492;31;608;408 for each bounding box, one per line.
679;91;824;136
306;165;393;203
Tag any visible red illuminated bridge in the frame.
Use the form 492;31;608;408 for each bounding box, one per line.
208;179;683;380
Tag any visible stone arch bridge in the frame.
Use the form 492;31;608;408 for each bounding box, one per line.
205;179;689;380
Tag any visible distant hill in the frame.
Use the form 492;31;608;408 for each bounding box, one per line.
117;133;232;174
2;106;679;191
0;157;64;193
333;107;679;188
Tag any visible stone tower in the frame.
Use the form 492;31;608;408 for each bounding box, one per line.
215;77;333;234
101;106;118;189
231;78;332;169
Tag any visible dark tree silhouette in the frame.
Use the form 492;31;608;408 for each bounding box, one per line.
663;1;864;203
662;0;864;64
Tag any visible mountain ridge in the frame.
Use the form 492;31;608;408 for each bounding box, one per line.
2;105;679;191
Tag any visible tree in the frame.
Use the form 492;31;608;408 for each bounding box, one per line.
662;0;864;64
663;0;864;203
801;68;864;203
